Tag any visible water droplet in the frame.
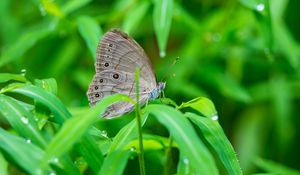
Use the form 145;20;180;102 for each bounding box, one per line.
183;158;189;165
21;117;29;124
49;171;56;175
183;158;189;174
101;130;108;138
160;51;166;58
48;157;59;164
26;139;31;143
74;159;84;165
256;3;265;11
130;147;136;152
20;69;26;76
211;115;219;121
39;4;47;16
41;80;46;89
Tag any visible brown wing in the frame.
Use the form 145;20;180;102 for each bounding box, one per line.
87;29;157;118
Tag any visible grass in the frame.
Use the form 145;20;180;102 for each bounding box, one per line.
1;0;300;174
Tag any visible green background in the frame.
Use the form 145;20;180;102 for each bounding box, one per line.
1;0;300;174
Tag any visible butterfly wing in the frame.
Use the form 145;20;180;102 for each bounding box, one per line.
87;29;157;118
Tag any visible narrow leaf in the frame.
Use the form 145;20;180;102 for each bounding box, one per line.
0;94;47;148
77;16;102;60
11;85;71;124
0;26;52;67
153;0;173;57
145;104;218;175
0;128;45;174
98;150;132;175
179;97;217;118
122;1;150;34
42;94;133;165
186;112;243;175
0;73;26;83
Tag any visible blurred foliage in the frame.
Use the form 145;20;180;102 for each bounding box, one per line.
1;0;300;174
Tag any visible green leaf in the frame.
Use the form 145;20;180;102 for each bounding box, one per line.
35;78;58;95
198;66;251;103
98;150;132;175
0;128;45;174
177;153;198;175
186;112;243;175
153;0;173;57
178;97;217;118
122;1;150;34
76;135;104;174
0;94;47;148
46;38;81;77
34;78;58;128
62;0;92;15
0;152;8;175
77;16;102;60
108;114;148;153
41;0;64;17
42;94;133;165
0;25;52;67
11;85;71;124
145;104;218;175
0;73;26;83
239;0;266;11
254;158;300;175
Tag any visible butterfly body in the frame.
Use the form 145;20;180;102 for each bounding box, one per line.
87;29;165;118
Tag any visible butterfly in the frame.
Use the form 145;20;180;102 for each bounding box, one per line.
87;29;165;118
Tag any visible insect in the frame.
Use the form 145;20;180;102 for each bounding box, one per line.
87;29;165;118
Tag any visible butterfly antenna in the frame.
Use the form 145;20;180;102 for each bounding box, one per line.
160;56;180;82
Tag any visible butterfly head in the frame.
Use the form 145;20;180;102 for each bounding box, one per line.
149;82;166;100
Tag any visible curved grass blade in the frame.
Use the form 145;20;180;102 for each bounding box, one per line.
41;0;64;18
77;16;102;60
98;150;132;175
11;85;71;124
62;0;92;15
0;152;8;175
76;135;104;174
0;73;26;83
0;94;47;148
145;104;218;175
185;112;243;175
178;97;217;118
42;94;133;166
177;153;198;175
108;114;148;153
122;1;150;34
35;78;58;95
0;128;45;174
0;25;52;67
153;0;173;57
254;158;300;175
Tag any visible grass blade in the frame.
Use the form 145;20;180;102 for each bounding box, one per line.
0;73;26;83
186;112;243;175
153;0;173;57
0;94;47;148
0;152;8;175
42;94;133;165
11;85;71;124
0;128;45;174
98;150;132;175
77;16;102;60
145;104;219;175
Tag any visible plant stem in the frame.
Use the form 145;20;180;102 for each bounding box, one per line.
164;137;174;175
135;68;146;175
